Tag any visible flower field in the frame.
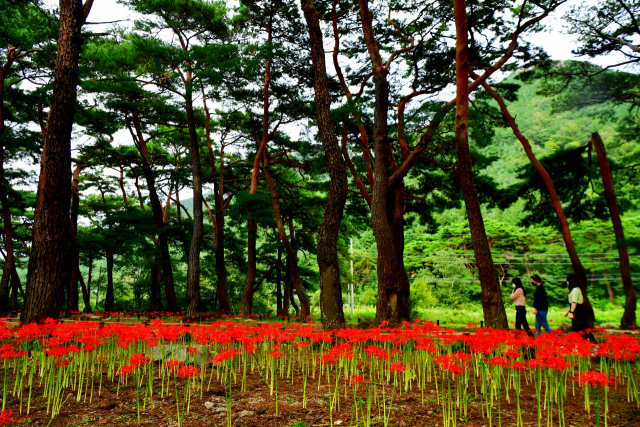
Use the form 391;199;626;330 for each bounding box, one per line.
0;318;638;426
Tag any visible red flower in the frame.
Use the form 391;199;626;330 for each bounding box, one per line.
0;410;15;425
349;375;366;385
177;366;200;379
390;363;406;373
578;372;614;388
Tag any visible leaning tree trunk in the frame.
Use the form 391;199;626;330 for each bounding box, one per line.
239;17;273;317
104;249;115;312
591;132;636;328
22;0;92;324
356;0;407;325
131;114;180;312
477;78;594;327
300;0;348;329
453;0;508;329
185;87;202;315
263;162;311;319
77;271;91;313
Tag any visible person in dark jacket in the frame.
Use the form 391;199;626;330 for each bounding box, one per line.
531;274;551;337
510;278;534;338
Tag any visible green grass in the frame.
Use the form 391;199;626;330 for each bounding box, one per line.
340;303;629;328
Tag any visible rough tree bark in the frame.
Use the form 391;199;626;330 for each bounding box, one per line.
21;0;94;323
104;249;115;312
356;0;409;325
276;248;283;315
590;132;636;328
477;78;596;327
185;85;203;315
149;259;163;312
203;96;231;313
453;0;508;329
300;0;348;329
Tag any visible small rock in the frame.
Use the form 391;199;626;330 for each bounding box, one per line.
237;410;255;418
204;402;214;410
601;322;616;329
428;411;433;415
334;421;343;425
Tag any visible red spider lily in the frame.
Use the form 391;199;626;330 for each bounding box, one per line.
0;410;15;425
186;347;199;355
578;372;614;388
129;353;151;367
177;366;200;379
511;361;527;371
389;363;406;373
487;356;509;367
349;375;367;386
504;348;520;358
165;359;183;371
268;349;283;359
119;364;135;376
320;353;337;364
211;348;237;364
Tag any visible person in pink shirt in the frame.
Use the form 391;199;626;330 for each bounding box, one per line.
510;278;534;337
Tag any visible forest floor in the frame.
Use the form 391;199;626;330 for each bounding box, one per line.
6;360;640;427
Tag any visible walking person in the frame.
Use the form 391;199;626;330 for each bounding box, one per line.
564;273;596;343
531;274;552;337
510;278;534;337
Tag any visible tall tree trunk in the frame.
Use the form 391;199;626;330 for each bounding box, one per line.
388;180;411;320
239;13;273;317
300;0;348;329
130;115;180;312
453;0;508;329
276;248;283;316
282;253;291;317
0;30;20;313
591;132;636;328
0;263;9;312
356;0;407;325
289;267;300;317
104;250;115;312
203;96;231;313
8;265;20;311
149;254;163;312
239;220;258;316
263;161;311;319
67;159;89;313
78;270;91;313
477;78;595;327
22;0;93;324
185;88;202;315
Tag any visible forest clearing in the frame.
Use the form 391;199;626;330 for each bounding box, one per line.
1;0;639;424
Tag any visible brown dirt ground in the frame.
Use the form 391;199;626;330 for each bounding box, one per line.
5;361;640;427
